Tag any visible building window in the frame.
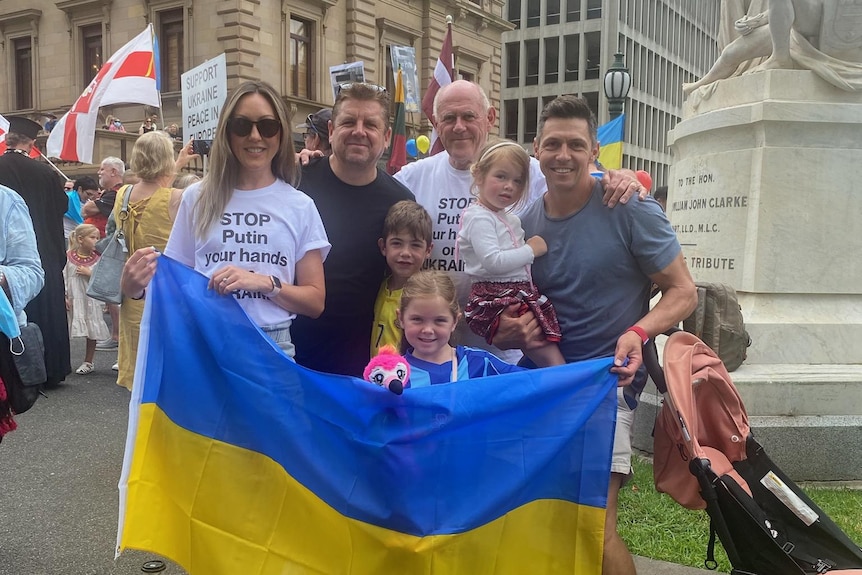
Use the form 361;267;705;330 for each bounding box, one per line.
586;0;602;19
160;8;184;93
564;34;579;82
565;0;581;22
14;37;33;110
526;0;540;27
525;40;539;86
504;100;519;141
290;17;313;99
585;32;601;79
524;98;538;143
81;24;102;88
544;38;559;84
508;0;521;28
546;0;560;25
584;92;599;117
506;42;520;88
458;70;475;83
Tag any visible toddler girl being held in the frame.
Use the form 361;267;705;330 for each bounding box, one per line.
456;140;565;367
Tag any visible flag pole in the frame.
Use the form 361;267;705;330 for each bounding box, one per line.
38;150;71;181
151;24;165;130
446;15;454;77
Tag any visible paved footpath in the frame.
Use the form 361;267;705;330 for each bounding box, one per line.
635;555;715;574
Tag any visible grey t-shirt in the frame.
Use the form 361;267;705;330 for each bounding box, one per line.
520;181;679;374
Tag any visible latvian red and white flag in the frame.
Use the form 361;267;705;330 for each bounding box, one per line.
47;25;160;164
421;20;454;156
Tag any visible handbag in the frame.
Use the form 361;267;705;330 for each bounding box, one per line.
2;324;47;414
87;186;132;304
94;211;116;255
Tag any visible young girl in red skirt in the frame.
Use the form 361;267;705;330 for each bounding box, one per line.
456;140;565;367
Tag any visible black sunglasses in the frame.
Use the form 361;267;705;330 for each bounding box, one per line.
227;117;282;138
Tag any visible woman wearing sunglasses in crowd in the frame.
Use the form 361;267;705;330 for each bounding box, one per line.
121;81;330;358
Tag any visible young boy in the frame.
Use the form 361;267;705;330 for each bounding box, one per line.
371;200;433;356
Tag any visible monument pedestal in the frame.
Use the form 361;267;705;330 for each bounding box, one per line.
635;70;862;481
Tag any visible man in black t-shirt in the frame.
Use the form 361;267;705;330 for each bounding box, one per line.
293;83;413;377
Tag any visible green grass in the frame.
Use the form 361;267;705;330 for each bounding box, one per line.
618;456;862;572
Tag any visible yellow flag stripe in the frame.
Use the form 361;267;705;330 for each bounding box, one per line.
121;405;606;575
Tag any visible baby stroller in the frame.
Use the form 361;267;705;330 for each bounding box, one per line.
646;331;862;575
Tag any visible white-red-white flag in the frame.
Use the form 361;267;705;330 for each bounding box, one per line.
421;20;454;156
47;25;160;164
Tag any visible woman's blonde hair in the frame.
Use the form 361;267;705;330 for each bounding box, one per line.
194;80;296;239
470;139;531;212
130;131;176;182
69;223;100;251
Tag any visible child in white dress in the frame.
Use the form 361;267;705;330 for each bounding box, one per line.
456;140;565;367
64;224;110;374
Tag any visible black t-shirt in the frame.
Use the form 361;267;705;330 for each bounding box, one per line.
95;188;118;217
292;157;414;377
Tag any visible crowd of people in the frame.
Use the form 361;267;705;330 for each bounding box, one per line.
1;79;697;575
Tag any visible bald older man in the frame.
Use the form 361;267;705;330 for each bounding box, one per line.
395;80;646;360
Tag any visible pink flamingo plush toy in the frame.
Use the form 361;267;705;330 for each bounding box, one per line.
363;345;410;395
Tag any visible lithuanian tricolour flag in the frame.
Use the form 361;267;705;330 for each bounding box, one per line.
117;256;617;575
387;67;408;175
597;114;625;170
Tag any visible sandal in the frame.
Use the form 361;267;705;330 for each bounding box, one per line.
75;362;94;375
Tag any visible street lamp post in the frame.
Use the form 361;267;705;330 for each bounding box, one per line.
603;52;631;120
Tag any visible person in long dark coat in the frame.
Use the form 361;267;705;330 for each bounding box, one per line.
0;117;71;387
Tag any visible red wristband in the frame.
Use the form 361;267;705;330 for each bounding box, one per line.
625;325;649;345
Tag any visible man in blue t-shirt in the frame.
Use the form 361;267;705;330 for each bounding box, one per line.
494;95;697;575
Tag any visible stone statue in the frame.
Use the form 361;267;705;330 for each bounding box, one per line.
717;0;769;76
684;0;862;95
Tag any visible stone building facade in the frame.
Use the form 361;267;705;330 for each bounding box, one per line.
1;0;511;167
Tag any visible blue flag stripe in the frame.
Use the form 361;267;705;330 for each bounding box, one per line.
597;114;624;147
141;257;618;537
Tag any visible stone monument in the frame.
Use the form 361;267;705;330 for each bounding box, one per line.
636;0;862;481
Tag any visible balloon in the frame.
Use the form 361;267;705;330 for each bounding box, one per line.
416;135;431;154
636;170;653;191
406;138;418;158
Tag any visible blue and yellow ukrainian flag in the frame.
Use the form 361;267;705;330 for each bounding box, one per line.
117;256;618;575
597;114;625;170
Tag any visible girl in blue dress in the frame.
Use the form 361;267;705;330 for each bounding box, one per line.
397;270;524;387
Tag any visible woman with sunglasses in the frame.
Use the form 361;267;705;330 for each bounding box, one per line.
122;81;330;358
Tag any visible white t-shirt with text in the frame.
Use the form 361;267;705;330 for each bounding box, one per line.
165;179;331;327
